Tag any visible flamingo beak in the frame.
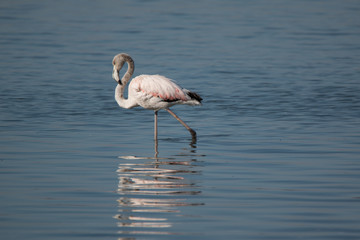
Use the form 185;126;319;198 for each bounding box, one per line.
112;67;122;85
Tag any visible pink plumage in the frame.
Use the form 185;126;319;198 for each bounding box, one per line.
132;75;187;101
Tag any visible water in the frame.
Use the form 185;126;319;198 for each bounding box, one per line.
1;0;360;239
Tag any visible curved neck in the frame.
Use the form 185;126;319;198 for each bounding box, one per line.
115;57;137;109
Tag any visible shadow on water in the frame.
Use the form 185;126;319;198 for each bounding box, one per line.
115;138;204;237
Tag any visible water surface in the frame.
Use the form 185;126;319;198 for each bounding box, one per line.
1;0;360;239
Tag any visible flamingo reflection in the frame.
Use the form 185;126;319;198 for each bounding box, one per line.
115;145;203;236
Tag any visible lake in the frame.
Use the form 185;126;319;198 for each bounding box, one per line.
1;0;360;239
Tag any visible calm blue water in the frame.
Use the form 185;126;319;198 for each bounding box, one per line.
1;0;360;239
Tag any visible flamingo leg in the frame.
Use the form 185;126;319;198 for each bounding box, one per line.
154;110;158;141
165;108;197;139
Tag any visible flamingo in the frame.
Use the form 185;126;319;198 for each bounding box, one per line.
112;53;202;141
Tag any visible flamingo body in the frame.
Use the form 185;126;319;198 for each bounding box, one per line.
125;74;201;110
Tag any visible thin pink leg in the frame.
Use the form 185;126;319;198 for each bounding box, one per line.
166;108;197;139
154;110;158;141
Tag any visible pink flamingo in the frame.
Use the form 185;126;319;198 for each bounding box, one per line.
112;53;202;141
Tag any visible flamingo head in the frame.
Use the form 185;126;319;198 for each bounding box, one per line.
112;54;126;84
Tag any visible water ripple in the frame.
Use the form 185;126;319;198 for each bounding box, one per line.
115;154;204;237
